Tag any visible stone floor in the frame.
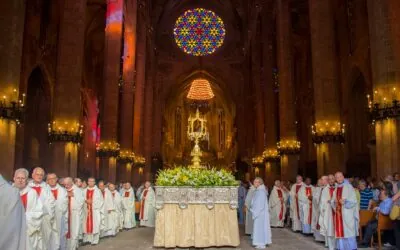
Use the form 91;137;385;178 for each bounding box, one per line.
79;227;341;250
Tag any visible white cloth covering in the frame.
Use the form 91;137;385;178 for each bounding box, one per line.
110;190;124;232
250;184;272;247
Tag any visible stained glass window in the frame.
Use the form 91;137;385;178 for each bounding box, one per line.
173;8;225;56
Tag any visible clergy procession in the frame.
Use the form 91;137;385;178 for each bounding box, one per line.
0;167;156;250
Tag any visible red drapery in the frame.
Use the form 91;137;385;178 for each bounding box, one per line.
86;189;95;234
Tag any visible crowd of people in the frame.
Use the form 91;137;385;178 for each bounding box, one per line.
239;172;400;250
0;167;156;250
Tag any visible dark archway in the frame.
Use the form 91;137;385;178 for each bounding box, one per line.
346;68;371;178
23;67;51;172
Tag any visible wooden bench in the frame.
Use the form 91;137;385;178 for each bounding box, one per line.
359;210;375;247
374;213;394;250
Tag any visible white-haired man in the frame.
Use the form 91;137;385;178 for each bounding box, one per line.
98;180;116;237
269;180;288;227
139;181;156;227
15;168;44;250
47;173;68;250
28;167;56;249
64;177;84;250
0;174;26;250
250;177;272;249
108;183;123;232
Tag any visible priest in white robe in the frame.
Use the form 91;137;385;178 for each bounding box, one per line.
319;174;336;250
312;176;327;242
64;177;84;250
139;181;156;227
74;177;85;241
47;173;68;250
269;180;288;228
0;174;26;250
250;177;272;249
298;177;315;234
330;172;359;250
245;183;256;235
98;180;116;237
83;177;104;245
29;167;57;249
290;175;304;232
109;183;123;232
14;168;44;250
121;182;136;229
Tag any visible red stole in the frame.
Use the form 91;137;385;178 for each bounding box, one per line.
31;186;42;196
66;189;72;239
335;186;344;238
124;191;130;197
277;189;284;221
139;189;149;220
112;192;115;198
305;186;313;225
101;190;105;198
20;193;28;210
295;184;302;220
329;186;336;230
51;189;58;200
86;189;95;234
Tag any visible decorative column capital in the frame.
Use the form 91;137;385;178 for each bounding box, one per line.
96;141;120;158
277;140;300;155
311;121;345;144
48;120;84;144
117;150;135;164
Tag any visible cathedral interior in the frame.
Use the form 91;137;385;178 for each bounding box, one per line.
1;0;399;187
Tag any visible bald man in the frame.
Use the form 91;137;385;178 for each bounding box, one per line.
0;174;26;250
29;167;56;249
330;172;359;250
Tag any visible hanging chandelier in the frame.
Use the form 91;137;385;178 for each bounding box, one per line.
187;78;215;101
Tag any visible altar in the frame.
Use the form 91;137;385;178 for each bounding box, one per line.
153;186;240;248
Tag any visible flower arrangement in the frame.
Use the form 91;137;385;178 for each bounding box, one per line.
155;166;238;187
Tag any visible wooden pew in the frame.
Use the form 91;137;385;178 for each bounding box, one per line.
359;210;375;246
375;213;394;250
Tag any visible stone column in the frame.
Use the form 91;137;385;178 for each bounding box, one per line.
0;0;25;180
251;31;265;155
367;0;400;176
262;13;279;185
277;0;299;181
133;1;147;154
51;0;86;178
118;0;138;183
99;0;124;182
144;38;156;179
309;0;345;176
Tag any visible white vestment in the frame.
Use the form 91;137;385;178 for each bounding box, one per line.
28;181;57;249
83;186;104;245
289;182;304;231
78;187;85;240
100;188;118;237
139;187;156;227
330;183;359;250
20;186;44;250
311;186;324;242
0;175;26;250
250;184;272;247
50;184;68;250
319;185;336;250
66;185;84;250
110;190;123;232
269;186;288;227
121;187;136;229
298;185;315;234
245;186;256;235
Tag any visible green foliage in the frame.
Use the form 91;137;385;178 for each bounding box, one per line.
155;166;238;187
